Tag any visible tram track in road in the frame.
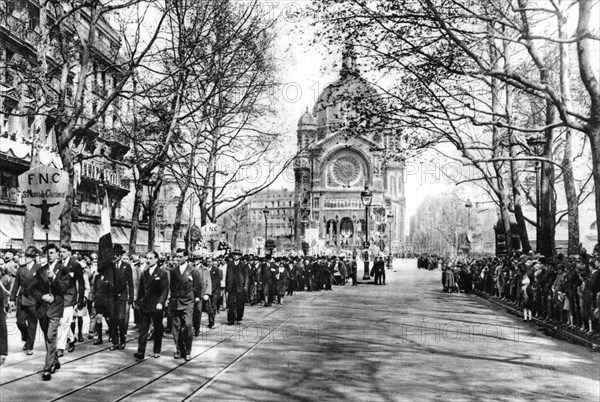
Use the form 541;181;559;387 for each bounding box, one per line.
117;293;322;402
0;333;143;387
180;303;311;401
40;292;323;401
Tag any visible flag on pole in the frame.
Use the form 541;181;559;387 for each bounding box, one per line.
98;185;115;280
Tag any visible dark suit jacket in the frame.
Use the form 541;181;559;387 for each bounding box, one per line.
226;260;248;293
10;262;42;306
60;257;85;307
137;266;169;314
30;263;70;319
260;262;277;287
114;260;134;304
169;263;201;310
210;265;222;295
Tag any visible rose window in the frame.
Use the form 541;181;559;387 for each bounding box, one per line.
332;155;361;185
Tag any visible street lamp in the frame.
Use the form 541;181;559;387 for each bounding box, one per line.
465;199;472;257
360;185;373;280
262;206;269;240
527;135;546;252
288;216;294;239
387;213;393;269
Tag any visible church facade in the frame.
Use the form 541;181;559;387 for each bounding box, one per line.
293;47;405;255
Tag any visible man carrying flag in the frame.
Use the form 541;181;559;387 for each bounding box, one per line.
94;183;116;346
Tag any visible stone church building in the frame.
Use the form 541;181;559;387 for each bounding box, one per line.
293;46;405;254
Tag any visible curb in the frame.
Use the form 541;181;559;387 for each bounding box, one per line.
473;290;600;352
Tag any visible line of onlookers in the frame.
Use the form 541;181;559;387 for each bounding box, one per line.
438;252;600;339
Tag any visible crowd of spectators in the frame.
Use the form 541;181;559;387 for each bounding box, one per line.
436;251;600;338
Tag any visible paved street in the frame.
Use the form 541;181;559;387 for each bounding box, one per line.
1;259;599;401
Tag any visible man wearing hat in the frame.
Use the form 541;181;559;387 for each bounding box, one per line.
9;246;42;355
169;248;201;360
190;252;215;336
225;250;248;324
30;244;70;381
109;244;134;350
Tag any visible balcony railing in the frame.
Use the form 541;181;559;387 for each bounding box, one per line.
0;10;41;46
99;129;129;147
80;160;129;190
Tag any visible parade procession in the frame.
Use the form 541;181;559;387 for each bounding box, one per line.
2;0;600;400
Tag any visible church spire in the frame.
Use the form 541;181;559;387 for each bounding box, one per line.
340;41;357;76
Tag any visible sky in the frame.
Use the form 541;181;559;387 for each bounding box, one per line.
263;1;453;228
261;0;600;236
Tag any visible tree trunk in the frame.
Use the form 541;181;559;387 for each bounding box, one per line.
23;2;49;250
147;195;156;252
129;180;144;254
22;139;40;249
590;131;600;250
170;179;190;252
505;55;531;252
58;139;74;246
562;133;579;254
147;167;164;252
539;103;556;258
576;0;600;250
557;2;579;255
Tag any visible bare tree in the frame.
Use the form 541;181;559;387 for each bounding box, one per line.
8;0;167;246
313;0;600;256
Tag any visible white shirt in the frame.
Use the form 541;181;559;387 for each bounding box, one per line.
179;262;188;275
148;264;157;276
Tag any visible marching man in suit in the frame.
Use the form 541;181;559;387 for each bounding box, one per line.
226;250;248;325
30;243;69;381
134;251;169;359
9;246;43;355
56;245;85;356
192;253;215;336
110;244;134;351
169;249;201;361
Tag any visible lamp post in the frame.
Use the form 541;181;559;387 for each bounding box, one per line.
387;213;393;269
360;185;373;280
288;216;294;239
262;206;269;240
527;135;546;252
465;199;472;257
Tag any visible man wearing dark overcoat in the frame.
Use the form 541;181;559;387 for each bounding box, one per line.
261;256;277;306
169;249;200;360
225;250;248;324
9;246;43;354
109;244;134;350
134;251;169;359
191;252;215;336
30;243;70;381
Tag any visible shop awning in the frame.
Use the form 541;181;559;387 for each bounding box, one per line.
0;214;148;252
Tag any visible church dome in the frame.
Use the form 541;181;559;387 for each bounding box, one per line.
312;44;381;136
298;107;316;128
